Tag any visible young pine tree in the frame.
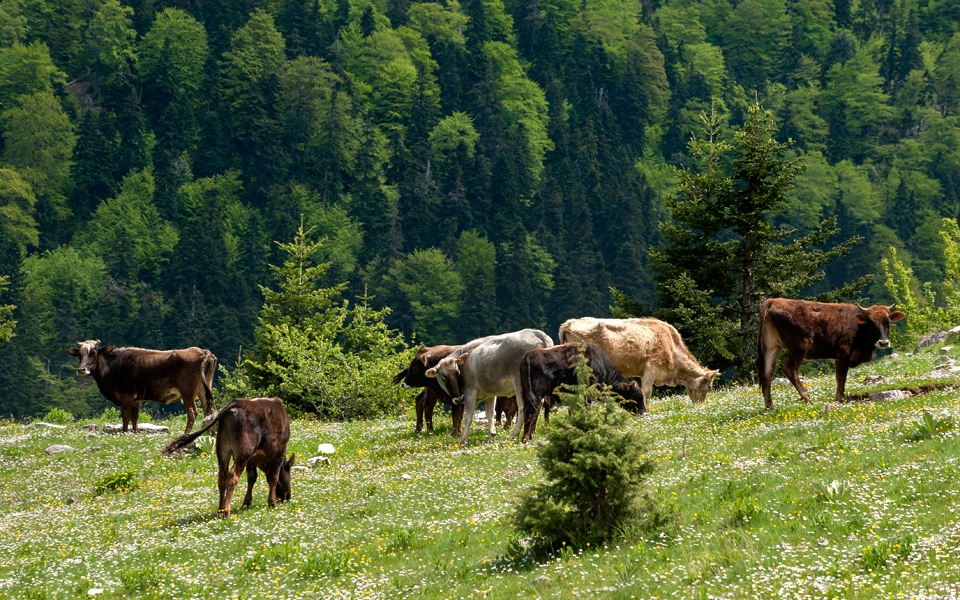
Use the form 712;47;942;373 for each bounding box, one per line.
512;345;660;548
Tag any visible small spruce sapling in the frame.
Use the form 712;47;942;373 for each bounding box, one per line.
512;345;661;549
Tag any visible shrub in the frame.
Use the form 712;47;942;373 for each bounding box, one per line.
93;470;140;496
512;346;661;548
40;408;71;425
904;410;955;441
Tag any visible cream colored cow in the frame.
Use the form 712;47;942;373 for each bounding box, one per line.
559;317;719;410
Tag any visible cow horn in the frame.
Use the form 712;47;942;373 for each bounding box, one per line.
95;339;101;344
855;304;868;312
886;302;897;311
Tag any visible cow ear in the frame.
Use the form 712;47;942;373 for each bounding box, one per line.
853;313;868;325
286;453;296;468
619;382;629;390
889;311;905;322
456;353;469;365
100;346;115;353
425;367;438;378
67;348;80;356
420;353;434;365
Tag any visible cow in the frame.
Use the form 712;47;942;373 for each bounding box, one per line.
425;329;554;442
392;345;465;435
68;340;217;434
520;343;646;441
494;395;518;429
559;318;719;410
757;299;905;409
162;397;295;519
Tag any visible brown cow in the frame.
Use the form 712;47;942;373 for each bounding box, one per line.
68;340;217;433
520;343;645;441
757;299;905;409
392;345;465;435
559;318;719;410
163;397;295;518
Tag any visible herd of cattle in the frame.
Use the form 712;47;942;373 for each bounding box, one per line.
66;299;905;516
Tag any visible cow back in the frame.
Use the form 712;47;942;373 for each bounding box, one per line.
560;318;695;378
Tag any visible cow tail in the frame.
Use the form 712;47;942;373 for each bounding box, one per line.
520;356;537;440
162;399;241;455
200;352;218;411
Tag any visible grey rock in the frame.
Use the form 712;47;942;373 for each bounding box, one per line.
44;444;75;456
32;422;67;430
530;576;551;585
870;390;910;402
889;353;901;361
307;456;331;468
291;466;309;473
81;424;98;431
104;422;169;434
948;326;960;338
65;497;76;505
84;446;101;453
316;443;336;454
83;432;98;440
941;345;955;354
862;375;886;385
915;331;948;353
400;473;413;481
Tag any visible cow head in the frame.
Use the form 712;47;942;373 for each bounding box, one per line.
66;340;114;376
615;381;646;412
686;368;720;404
278;453;297;502
854;304;906;349
425;354;469;400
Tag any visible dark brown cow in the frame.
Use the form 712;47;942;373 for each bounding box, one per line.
163;397;295;518
392;345;465;435
494;395;518;429
757;299;905;409
68;340;217;433
520;343;646;441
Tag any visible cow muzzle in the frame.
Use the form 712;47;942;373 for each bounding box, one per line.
401;382;411;389
875;339;891;349
77;368;91;376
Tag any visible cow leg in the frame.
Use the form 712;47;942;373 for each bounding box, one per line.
782;353;810;403
414;390;427;433
640;368;658;412
458;390;478;443
834;356;851;403
220;457;247;518
217;451;232;516
120;400;133;434
130;401;141;433
508;381;525;440
183;399;198;435
265;462;282;508
423;389;438;433
486;396;497;437
242;464;258;508
451;403;464;437
759;345;782;411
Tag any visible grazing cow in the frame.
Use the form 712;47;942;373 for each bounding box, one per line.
68;340;217;434
426;329;554;442
757;299;905;409
392;345;465;435
162;397;295;518
520;343;646;441
559;318;719;410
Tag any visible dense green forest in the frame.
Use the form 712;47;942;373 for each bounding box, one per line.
0;0;958;417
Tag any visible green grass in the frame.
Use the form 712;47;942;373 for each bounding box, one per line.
0;346;959;598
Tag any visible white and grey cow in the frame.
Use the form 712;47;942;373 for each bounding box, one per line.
425;329;554;442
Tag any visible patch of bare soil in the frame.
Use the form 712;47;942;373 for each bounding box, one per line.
843;383;960;403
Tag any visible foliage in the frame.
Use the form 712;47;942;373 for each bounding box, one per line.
0;274;13;344
92;470;139;496
247;220;413;419
40;407;71;425
512;346;659;548
904;409;955;441
635;103;865;379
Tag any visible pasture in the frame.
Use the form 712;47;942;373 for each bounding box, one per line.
1;348;959;599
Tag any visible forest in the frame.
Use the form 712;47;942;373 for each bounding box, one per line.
0;0;958;417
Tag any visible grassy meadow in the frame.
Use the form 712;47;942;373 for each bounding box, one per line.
1;346;960;599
